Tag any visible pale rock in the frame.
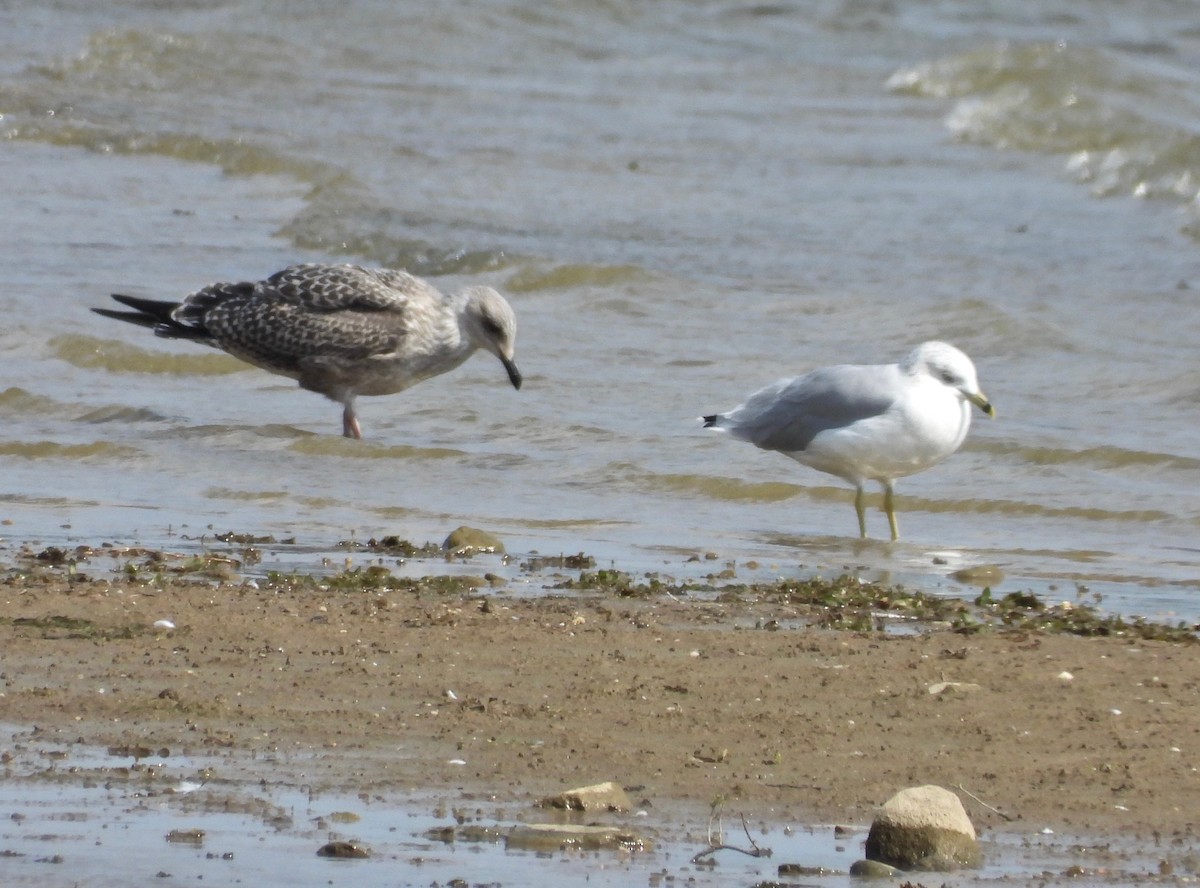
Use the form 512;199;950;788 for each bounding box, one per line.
443;526;505;555
538;780;631;812
506;823;648;852
865;784;982;871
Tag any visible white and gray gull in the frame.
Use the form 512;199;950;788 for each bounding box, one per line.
93;263;522;439
703;341;994;541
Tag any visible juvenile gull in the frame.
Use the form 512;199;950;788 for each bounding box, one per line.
703;341;993;540
93;263;522;439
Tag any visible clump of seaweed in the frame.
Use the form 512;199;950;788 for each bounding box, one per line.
523;553;597;571
971;588;1198;643
759;574;965;619
555;569;667;598
549;570;1200;641
213;531;289;545
2;614;145;640
262;570;321;594
326;566;396;591
333;536;440;557
364;536;441;558
263;566;485;597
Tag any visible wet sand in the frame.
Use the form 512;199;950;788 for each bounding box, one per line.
2;550;1198;852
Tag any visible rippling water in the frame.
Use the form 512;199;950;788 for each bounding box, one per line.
2;0;1199;618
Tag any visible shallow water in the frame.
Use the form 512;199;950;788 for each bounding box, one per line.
0;727;1173;888
2;1;1200;619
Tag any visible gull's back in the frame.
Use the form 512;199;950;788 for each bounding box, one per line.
719;363;901;454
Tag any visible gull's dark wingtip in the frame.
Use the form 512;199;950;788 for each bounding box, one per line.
107;294;179;321
95;293;213;341
91;306;159;329
701;414;719;427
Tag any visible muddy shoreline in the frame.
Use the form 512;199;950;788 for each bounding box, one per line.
3;541;1199;857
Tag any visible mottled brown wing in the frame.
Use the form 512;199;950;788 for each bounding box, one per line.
201;294;405;377
264;264;434;312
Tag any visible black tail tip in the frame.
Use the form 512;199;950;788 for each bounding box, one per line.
701;414;718;427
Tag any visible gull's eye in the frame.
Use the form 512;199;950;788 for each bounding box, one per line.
938;369;957;385
481;317;504;338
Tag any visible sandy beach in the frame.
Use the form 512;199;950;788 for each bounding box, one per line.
3;546;1198;852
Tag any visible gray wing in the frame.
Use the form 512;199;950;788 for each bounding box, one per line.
724;365;898;453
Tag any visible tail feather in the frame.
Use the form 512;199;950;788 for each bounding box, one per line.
701;413;720;428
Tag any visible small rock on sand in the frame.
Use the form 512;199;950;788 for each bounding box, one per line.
864;784;982;871
537;780;631;812
443;526;505;556
506;823;648;852
849;858;900;878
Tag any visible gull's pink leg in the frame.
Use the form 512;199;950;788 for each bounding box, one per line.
342;404;362;439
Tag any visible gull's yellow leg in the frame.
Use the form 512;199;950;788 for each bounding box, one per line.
854;486;868;539
883;483;899;541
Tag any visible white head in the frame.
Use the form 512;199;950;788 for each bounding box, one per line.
902;341;994;416
461;286;521;389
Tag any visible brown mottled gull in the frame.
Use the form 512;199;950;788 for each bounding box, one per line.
703;341;993;540
93;263;522;439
